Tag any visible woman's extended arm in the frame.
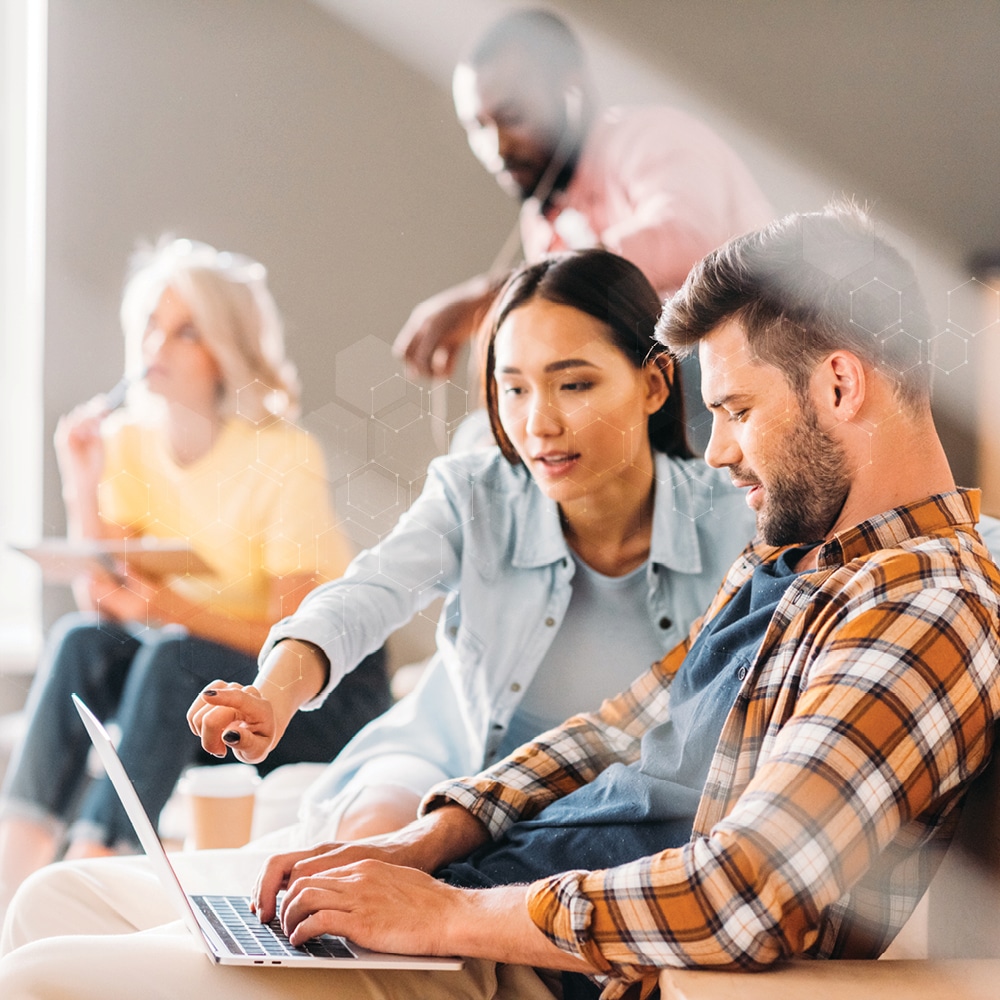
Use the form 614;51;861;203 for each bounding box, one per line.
187;452;480;764
187;636;331;762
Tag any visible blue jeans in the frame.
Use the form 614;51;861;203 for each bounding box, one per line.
0;613;390;849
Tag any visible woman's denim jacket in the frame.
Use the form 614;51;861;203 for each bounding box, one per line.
260;447;756;823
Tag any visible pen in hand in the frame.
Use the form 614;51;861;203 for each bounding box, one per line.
101;368;146;413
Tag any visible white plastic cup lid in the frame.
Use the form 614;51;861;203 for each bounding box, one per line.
179;763;261;798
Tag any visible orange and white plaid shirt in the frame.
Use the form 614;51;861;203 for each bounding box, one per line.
426;490;1000;998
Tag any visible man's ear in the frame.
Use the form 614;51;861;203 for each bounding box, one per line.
643;354;673;414
816;350;866;422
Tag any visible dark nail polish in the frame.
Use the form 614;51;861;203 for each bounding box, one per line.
203;690;218;698
222;730;241;744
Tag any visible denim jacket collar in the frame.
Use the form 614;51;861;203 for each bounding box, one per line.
510;453;707;575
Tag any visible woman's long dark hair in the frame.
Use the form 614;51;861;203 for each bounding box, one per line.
485;249;692;464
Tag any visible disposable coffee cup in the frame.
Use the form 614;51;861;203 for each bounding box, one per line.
179;763;261;850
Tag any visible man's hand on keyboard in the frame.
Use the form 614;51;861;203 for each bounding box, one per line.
276;858;592;973
252;804;491;925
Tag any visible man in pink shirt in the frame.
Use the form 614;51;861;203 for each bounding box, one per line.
395;8;772;382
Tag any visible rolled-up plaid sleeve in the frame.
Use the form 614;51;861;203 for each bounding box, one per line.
525;578;1000;994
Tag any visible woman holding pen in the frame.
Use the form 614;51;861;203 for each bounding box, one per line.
0;238;389;913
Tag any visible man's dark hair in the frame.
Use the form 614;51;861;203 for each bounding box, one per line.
469;8;584;79
656;203;934;411
485;249;693;463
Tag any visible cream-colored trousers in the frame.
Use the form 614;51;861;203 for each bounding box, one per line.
0;853;560;1000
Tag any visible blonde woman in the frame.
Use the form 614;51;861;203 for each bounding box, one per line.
0;239;390;909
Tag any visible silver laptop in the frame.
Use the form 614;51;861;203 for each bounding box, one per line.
72;693;463;970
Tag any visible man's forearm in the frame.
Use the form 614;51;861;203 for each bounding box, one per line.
385;810;593;971
443;884;593;973
402;804;493;873
278;853;594;975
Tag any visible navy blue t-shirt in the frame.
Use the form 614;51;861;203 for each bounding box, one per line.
439;545;811;906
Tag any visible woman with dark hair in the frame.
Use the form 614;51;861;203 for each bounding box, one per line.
484;248;691;461
189;248;756;842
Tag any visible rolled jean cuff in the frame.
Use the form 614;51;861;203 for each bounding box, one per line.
65;817;136;854
0;797;66;838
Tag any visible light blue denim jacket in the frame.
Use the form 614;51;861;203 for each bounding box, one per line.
260;447;757;818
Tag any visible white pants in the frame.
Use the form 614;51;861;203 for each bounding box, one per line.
0;853;561;1000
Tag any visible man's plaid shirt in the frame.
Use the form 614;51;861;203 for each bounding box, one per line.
426;490;1000;998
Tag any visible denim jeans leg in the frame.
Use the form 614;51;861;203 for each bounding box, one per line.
74;630;258;848
0;612;139;832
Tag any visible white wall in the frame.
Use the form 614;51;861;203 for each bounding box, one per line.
0;0;46;685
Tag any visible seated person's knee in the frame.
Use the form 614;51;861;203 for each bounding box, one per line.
335;785;422;841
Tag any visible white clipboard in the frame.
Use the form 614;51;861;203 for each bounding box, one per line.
12;537;214;583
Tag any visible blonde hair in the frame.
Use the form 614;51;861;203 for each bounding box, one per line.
119;237;300;421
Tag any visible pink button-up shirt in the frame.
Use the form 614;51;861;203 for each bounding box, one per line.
520;105;773;297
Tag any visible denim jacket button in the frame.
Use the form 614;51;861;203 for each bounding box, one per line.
545;617;556;627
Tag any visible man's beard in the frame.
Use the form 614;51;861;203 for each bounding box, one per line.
741;405;852;547
529;156;578;207
514;143;580;205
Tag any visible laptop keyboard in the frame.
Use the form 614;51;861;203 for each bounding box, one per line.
192;894;356;960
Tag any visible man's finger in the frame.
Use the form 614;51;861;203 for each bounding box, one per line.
254;849;315;923
283;886;350;946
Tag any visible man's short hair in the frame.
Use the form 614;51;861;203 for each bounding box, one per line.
469;8;584;79
655;203;934;411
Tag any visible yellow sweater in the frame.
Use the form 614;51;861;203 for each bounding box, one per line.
98;415;350;624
